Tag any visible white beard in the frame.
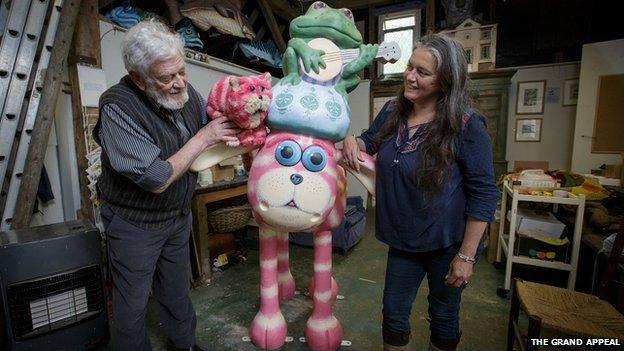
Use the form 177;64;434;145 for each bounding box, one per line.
146;85;189;110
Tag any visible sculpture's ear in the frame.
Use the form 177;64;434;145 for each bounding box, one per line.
261;72;271;82
190;143;259;172
229;76;241;91
335;149;376;197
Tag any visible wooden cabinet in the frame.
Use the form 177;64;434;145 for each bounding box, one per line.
468;69;516;180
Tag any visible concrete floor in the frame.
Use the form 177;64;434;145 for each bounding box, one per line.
104;210;512;350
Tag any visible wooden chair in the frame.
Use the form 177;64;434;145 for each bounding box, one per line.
507;217;624;351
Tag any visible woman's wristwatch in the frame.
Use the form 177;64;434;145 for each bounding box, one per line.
456;252;476;265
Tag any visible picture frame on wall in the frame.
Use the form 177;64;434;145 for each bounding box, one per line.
515;118;542;142
516;80;546;115
563;78;579;106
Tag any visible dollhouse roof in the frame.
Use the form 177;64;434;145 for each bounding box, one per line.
452;19;496;31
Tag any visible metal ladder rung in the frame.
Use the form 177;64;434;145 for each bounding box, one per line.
0;0;50;190
0;0;60;230
0;0;32;115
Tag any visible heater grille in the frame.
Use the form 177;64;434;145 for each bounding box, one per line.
6;265;105;340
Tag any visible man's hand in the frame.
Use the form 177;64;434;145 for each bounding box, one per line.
444;256;474;288
197;116;240;147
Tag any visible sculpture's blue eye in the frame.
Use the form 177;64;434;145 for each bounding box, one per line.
301;145;327;172
275;140;301;166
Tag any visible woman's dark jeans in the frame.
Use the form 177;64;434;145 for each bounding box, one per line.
382;244;464;349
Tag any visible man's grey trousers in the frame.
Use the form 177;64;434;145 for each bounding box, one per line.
101;204;197;351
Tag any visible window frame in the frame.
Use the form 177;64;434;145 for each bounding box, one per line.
480;28;491;40
480;44;491;61
377;8;422;79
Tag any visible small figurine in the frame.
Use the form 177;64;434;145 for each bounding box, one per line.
207;72;272;147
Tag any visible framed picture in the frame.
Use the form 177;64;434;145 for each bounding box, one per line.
516;80;546;115
515;118;542;142
563;78;579;106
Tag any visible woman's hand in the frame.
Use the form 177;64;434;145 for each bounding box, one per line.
445;256;474;288
342;135;364;172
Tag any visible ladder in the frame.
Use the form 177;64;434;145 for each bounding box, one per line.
0;0;59;230
0;0;32;113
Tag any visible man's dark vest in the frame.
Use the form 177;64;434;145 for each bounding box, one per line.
95;75;202;229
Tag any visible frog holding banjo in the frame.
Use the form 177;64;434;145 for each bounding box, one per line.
281;1;377;96
269;0;400;142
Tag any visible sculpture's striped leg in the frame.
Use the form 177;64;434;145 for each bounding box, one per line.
249;227;287;350
305;230;342;351
277;232;296;300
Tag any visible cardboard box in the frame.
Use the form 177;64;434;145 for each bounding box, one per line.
508;170;558;188
604;164;622;179
210;165;235;182
514;234;569;262
514;208;565;239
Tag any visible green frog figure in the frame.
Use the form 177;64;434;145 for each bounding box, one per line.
267;1;379;142
281;1;378;96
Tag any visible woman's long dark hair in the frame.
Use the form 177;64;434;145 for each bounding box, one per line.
373;33;470;197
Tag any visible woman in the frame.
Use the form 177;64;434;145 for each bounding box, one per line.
342;33;499;351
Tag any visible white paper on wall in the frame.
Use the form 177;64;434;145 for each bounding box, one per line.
76;65;108;107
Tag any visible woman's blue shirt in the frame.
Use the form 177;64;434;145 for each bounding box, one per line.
358;100;499;252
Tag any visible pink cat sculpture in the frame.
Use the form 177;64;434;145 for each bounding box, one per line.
190;108;376;351
207;72;272;147
246;131;375;350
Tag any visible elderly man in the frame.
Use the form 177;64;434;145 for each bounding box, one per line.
94;20;237;351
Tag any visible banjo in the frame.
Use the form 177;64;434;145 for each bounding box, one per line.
301;37;401;82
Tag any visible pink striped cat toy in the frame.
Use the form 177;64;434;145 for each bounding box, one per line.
207;72;272;147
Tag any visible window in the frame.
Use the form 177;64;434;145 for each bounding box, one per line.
465;48;472;63
480;45;490;60
378;9;421;76
465;48;475;72
481;28;491;40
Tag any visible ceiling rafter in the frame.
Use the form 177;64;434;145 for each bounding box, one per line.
265;0;298;21
257;0;287;52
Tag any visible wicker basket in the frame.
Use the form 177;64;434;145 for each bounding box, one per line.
208;204;252;233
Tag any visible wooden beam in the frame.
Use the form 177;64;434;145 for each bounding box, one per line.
257;0;286;52
249;9;259;26
426;0;435;33
257;26;266;40
324;0;400;11
265;0;298;20
12;0;83;229
68;0;101;223
97;0;112;10
69;0;101;66
367;6;376;81
164;0;183;26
